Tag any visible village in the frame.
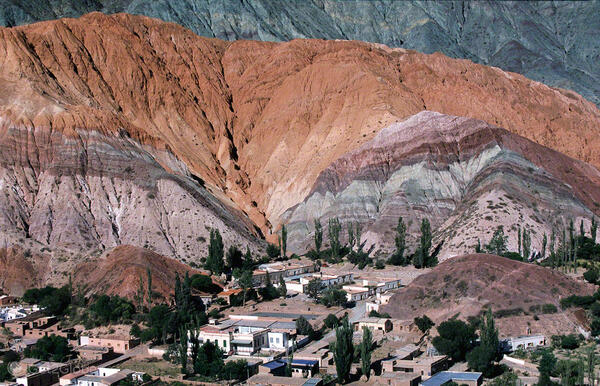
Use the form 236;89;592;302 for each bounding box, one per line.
0;249;560;386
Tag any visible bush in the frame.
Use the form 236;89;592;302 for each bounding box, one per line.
560;295;596;309
24;335;72;362
369;310;391;318
266;243;280;259
529;304;558;314
324;314;340;329
432;319;476;362
414;315;435;333
320;288;347;307
190;274;222;294
584;268;599;284
493;308;525;318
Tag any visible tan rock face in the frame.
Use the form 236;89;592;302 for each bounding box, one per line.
1;13;600;287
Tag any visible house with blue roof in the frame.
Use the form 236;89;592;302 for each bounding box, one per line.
259;358;320;378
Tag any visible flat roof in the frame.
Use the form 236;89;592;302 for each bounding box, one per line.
421;371;482;386
261;360;286;370
251;312;317;320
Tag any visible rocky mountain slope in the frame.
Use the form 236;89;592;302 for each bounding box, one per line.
382;254;595;337
0;1;598;106
283;111;600;257
0;13;600;287
73;245;202;301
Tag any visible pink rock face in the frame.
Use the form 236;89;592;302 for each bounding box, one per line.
282;111;600;258
381;253;594;336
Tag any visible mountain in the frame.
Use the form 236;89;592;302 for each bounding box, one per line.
381;254;595;337
73;245;203;301
0;1;598;106
283;111;600;257
0;13;599;288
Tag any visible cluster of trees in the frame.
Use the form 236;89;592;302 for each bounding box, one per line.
388;217;437;268
307;218;372;268
432;309;502;377
24;335;73;362
560;288;600;337
544;218;600;271
330;317;374;384
166;335;250;382
535;346;597;386
304;278;347;307
22;285;72;316
0;350;19;382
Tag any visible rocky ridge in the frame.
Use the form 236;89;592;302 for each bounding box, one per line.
282;111;600;257
0;1;598;106
0;14;600;286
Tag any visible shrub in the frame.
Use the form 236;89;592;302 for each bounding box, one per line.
560;295;595;309
414;315;435;333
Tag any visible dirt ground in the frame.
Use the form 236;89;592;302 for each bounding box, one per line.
116;357;180;377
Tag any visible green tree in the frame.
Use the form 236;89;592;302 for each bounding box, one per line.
146;268;153;307
522;228;531;259
586;347;596;386
542;233;547;258
518;226;522;256
0;363;12;382
306;278;322;299
486;226;508;256
220;359;249;381
266;243;280;259
467;308;499;376
538;350;557;386
235;269;253;307
194;341;224;377
279;224;288;257
432;319;476;362
414;218;434;268
414;315;434;334
324;314;339;329
320;288;347;307
314;218;323;254
332;317;354;384
296;316;314;336
259;273;279;301
205;228;224;275
178;326;188;374
360;326;373;380
389;217;407;265
243;247;254;269
278;276;287;298
328;217;342;261
24;335;72;362
226;246;243;270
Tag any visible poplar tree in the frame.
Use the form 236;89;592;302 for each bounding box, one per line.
328;217;342;261
205;229;224;275
314;219;323;254
360;326;373;380
279;224;287;257
332;317;354;384
389;217;407;266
